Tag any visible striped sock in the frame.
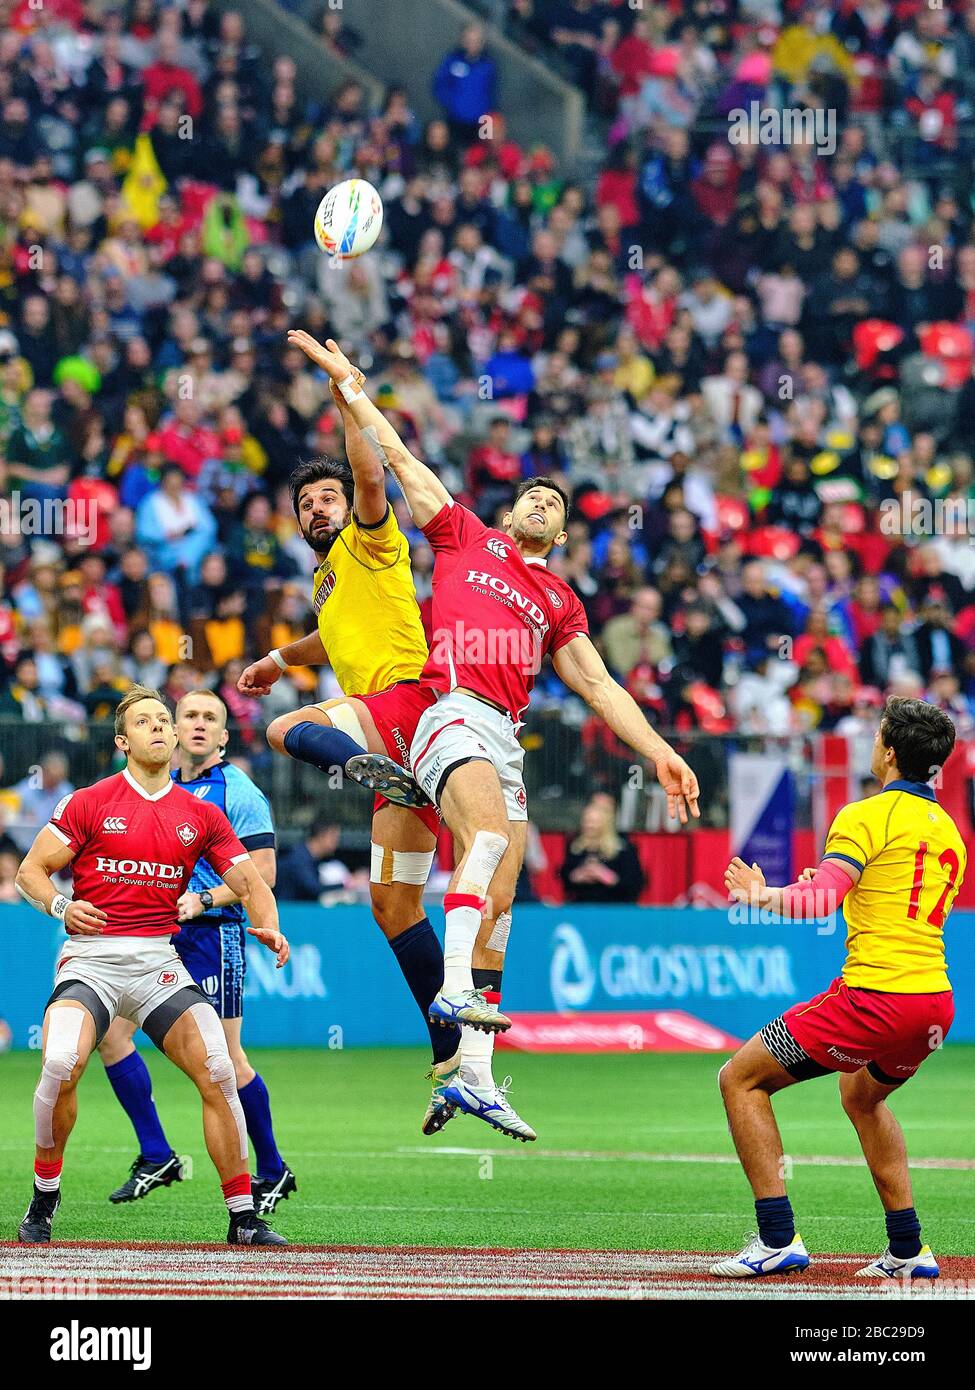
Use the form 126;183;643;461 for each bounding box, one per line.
221;1172;254;1215
34;1157;62;1193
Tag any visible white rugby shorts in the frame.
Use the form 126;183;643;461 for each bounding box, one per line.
409;691;528;821
51;936;200;1039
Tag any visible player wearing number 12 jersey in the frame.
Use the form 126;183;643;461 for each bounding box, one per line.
717;697;965;1281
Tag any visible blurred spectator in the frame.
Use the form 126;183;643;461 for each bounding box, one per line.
560;795;644;903
3;751;73;853
276;821;351;901
432;22;496;145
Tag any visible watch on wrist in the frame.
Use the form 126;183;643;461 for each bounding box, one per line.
199;890;214;911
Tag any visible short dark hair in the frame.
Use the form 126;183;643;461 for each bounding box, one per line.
880;696;956;784
289;455;354;515
513;475;570;524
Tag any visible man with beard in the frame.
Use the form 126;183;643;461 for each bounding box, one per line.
279;331;700;1144
238;370;476;1138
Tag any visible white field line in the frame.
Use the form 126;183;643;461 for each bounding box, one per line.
2;1141;968;1173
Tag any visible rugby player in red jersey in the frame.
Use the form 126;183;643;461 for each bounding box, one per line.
14;686;290;1246
287;332;700;1139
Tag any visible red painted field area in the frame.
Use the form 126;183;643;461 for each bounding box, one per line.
2;1245;973;1301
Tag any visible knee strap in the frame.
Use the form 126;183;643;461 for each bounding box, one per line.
315;698;369;748
370;842;435;886
35;1006;84;1149
188;1003;247;1160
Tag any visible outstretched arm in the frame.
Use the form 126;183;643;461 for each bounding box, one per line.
287;330;451;527
553;635;700;824
725;856;859;918
238;630;328;698
222;857;289;966
328;366;387;526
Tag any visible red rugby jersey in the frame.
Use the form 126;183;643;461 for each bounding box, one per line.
419;502;589;724
46;769;248;937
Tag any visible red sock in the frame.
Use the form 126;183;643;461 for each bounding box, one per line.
35;1157;63;1192
221;1172;254;1215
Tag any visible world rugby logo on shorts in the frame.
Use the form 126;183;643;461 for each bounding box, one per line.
157;970;178;986
176;823;197;846
545;588;564;609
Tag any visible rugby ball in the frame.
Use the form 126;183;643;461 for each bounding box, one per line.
314;178;384;259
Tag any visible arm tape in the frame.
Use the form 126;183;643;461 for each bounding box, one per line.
15;880;49;915
268;648;288;671
338;372;364;404
361;425;390;468
779;860;855;921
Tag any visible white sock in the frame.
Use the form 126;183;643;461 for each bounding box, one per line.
443;895;482;994
460;1023;495;1090
442;830;508;995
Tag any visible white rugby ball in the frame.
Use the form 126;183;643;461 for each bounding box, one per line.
314;178;384;259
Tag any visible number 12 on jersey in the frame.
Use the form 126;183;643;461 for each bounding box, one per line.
908;842;961;928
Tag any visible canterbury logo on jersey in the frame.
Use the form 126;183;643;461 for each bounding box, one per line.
95;858;185;880
314;570;336;614
464;571;550;632
486;537;510;560
102;817;127;832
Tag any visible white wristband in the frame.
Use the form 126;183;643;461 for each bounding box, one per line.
268;649;288;671
337;372;363;404
50;894;71;921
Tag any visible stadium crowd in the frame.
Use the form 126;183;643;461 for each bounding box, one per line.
2;0;975;835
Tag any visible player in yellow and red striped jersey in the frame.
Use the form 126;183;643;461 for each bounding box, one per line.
716;697;964;1280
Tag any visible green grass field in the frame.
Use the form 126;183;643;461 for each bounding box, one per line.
1;1045;972;1255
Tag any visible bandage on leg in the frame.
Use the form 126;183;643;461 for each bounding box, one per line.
188;1003;248;1161
35;1006;84;1150
444;831;508;995
370;842;435;886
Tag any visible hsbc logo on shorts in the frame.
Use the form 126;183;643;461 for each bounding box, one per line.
102;817;127;832
176;823;198;846
157;970;179;986
464;571;550;633
486;538;510;560
95;858;185;881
